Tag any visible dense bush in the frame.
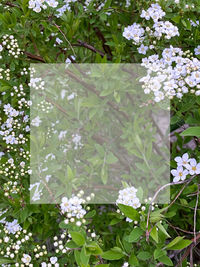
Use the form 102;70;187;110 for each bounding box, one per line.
0;0;200;266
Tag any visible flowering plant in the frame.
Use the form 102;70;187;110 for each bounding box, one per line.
0;0;200;266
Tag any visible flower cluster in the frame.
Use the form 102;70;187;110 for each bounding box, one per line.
139;46;200;102
116;186;141;209
71;133;83;150
0;211;73;266
0;35;21;59
123;23;145;44
171;153;200;182
140;3;166;22
60;192;88;226
53;233;70;256
152;20;179;40
0;218;33;264
0;68;10;80
29;77;45;91
28;0;58;13
28;0;108;15
123;3;179;54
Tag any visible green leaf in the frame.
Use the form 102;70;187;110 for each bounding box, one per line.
128;227;144;243
171;15;181;23
84;210;96;219
101;165;108;185
69;231;86;246
102;247;124;260
157;222;170;238
104;0;112;9
106;152;118;164
137;251;152;260
109;217;122;225
80;246;90;266
85;242;103;255
159;255;173;266
150;210;164;223
65;240;80;248
0;86;11;92
154;249;166;260
129;252;139;266
181;127;200;138
74;250;81;266
150;225;159;243
0;259;14;264
118;204;139;221
166;239;192;250
165;236;184;249
67;165;74;180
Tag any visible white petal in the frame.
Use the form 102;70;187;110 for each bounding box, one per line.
182;153;189;161
171;169;177;176
173;176;180;182
175;156;182;163
189;158;196;166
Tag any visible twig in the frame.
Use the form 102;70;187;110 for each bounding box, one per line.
193;183;199;244
72;39;111;59
53;23;76;57
190;246;193;267
146;175;197;242
3;1;19;8
175;236;200;267
93;26;112;59
167;220;200;235
24;51;45;62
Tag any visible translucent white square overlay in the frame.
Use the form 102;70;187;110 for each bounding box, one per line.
30;63;170;204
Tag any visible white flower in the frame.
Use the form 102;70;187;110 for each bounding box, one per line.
61;89;66;99
91;233;96;238
55;37;63;45
31;116;42;127
47;0;58;8
21;254;31;264
194;45;200;55
41;263;47;267
50;257;58;264
116;186;141;209
4;236;10;243
138;44;148;55
67;93;76;100
187;159;200;175
175;153;190;168
154;91;164;102
5;219;22;234
171;166;188;182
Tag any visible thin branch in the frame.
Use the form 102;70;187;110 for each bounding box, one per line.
167;220;200;235
190;246;193;267
146;175;197;242
53;23;76;57
2;1;19;8
175;236;200;267
24;51;45;62
72;39;111;59
194;183;199;244
93;26;112;59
